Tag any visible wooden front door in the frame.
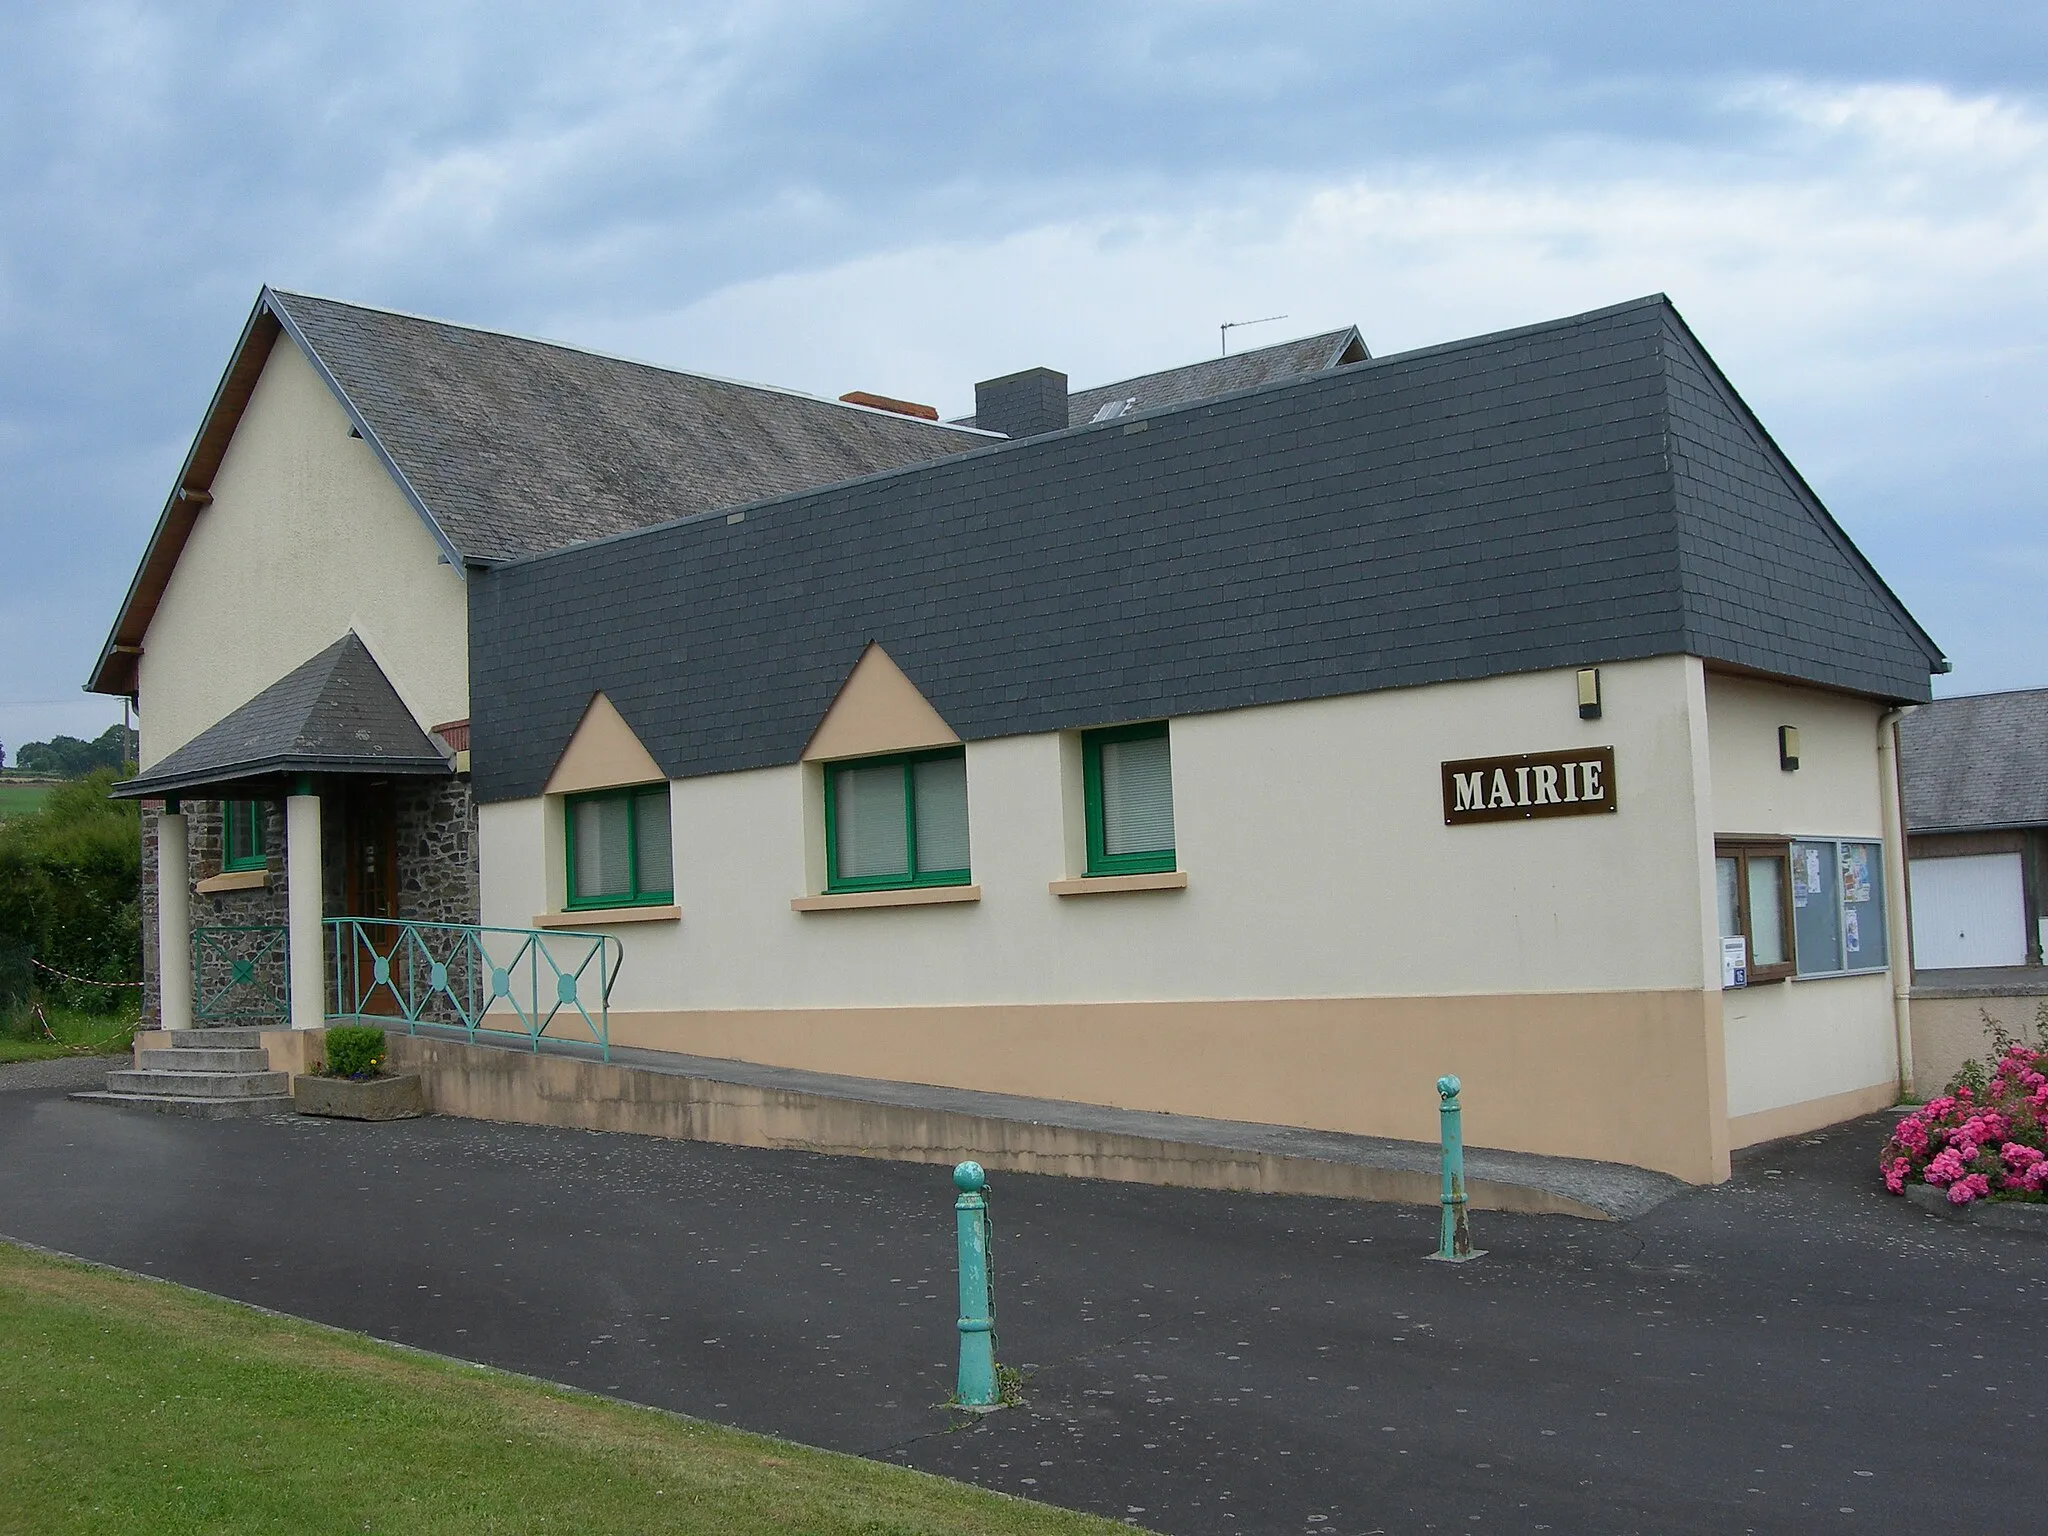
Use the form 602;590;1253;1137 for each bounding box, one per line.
341;785;401;1015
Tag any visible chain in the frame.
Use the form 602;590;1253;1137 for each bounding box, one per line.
27;958;143;989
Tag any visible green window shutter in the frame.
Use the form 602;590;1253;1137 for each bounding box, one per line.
633;785;674;900
1083;723;1175;875
566;784;673;908
824;748;971;892
832;761;912;882
911;755;970;875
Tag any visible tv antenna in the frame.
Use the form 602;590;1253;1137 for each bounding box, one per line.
1220;314;1287;356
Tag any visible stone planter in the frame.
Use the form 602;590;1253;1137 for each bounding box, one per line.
293;1073;425;1121
1902;1180;2048;1233
1973;1200;2048;1235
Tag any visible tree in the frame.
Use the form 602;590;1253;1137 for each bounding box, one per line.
0;770;141;1008
14;725;133;778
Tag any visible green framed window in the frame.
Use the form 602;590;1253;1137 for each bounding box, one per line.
222;800;266;873
565;784;674;909
1083;722;1176;876
823;748;970;893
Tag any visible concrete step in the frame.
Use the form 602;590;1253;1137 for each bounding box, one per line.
137;1047;270;1072
104;1069;290;1099
69;1090;294;1119
169;1028;266;1050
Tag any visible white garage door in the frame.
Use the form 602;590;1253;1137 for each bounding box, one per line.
1910;853;2028;969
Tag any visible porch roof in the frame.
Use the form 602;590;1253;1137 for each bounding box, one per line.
116;632;450;800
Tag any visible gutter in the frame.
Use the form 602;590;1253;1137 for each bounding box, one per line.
1877;705;1917;1098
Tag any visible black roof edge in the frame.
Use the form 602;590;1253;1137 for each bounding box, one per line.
1655;298;1947;673
84;291;282;698
1908;820;2048;836
113;752;452;801
484;297;1677;577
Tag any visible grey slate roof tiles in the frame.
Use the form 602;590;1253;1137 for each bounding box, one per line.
118;633;448;798
269;291;991;563
957;326;1367;430
466;295;1943;804
1900;689;2048;833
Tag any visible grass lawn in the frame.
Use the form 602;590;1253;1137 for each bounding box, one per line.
0;1005;136;1064
0;781;54;819
0;1242;1129;1535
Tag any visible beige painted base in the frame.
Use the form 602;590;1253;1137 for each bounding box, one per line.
261;1027;326;1079
1911;995;2048;1099
569;990;1731;1183
1726;1080;1898;1150
385;1034;1612;1217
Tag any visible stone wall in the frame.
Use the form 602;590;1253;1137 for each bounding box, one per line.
396;776;479;928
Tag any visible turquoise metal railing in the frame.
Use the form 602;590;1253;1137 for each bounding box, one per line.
193;925;290;1026
325;918;621;1060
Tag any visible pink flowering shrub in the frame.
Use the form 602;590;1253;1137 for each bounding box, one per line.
1881;1040;2048;1206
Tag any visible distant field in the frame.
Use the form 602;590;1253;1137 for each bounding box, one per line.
0;783;54;820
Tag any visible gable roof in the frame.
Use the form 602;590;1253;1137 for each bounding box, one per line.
466;295;1945;804
952;326;1368;430
1899;688;2048;833
87;288;992;697
115;632;448;799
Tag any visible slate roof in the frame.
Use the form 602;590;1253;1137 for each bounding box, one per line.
953;326;1368;430
116;633;449;799
88;289;994;694
466;295;1944;804
1899;688;2048;833
267;291;991;563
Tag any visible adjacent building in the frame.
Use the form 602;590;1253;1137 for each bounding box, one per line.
1898;688;2048;1092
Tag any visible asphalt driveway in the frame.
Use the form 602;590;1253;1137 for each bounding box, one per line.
1;1075;2038;1535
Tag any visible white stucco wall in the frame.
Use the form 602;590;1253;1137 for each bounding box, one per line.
481;655;1715;1012
137;336;469;767
1705;671;1899;1119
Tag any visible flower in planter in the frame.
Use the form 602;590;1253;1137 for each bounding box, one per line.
324;1025;387;1081
1882;1039;2048;1205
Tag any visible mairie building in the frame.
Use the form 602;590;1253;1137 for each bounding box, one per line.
90;289;1942;1187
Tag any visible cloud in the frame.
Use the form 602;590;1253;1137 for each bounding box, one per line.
3;7;2046;751
568;78;2045;691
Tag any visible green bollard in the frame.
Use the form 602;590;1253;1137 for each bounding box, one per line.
952;1161;1000;1409
1429;1075;1485;1263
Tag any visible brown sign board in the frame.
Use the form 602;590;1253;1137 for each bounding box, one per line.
1441;746;1618;825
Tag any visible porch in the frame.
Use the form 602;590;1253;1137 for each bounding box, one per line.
113;632;616;1055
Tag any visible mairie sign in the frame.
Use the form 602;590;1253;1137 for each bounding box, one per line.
1441;746;1618;826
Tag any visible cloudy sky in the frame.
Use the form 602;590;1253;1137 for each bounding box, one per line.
2;2;2043;754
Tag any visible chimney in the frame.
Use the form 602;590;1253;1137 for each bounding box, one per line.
839;390;939;421
974;366;1068;439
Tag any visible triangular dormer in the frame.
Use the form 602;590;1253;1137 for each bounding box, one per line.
802;644;960;762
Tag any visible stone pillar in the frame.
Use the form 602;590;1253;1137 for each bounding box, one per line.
157;803;193;1031
287;783;325;1031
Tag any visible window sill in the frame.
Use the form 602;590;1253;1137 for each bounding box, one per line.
532;905;681;928
1050;871;1187;897
792;885;982;913
197;869;268;894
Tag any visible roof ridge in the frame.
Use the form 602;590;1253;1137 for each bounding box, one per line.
1070;324;1361;400
488;296;1693;574
1918;685;2048;704
267;288;988;439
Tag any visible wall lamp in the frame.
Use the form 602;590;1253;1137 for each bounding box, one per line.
1778;725;1801;772
1576;668;1602;721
